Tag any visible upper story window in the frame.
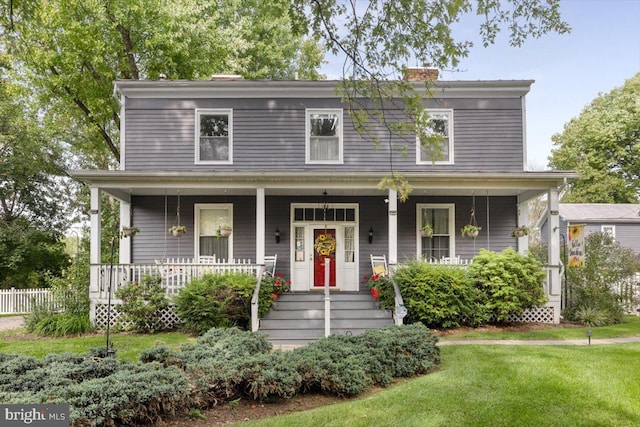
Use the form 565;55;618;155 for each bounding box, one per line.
306;109;343;164
196;109;232;164
416;109;454;165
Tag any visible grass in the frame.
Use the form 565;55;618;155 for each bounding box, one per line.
1;319;640;425
242;343;640;427
0;329;195;361
438;315;640;341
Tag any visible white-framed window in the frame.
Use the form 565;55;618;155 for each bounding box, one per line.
306;109;343;164
416;109;454;165
196;109;233;164
417;203;455;260
601;225;616;237
195;204;233;260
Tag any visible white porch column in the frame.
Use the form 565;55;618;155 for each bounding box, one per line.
119;200;132;264
388;189;398;265
89;187;102;321
256;188;265;264
547;187;561;323
516;198;529;255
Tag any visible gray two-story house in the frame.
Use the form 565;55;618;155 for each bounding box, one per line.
73;71;574;337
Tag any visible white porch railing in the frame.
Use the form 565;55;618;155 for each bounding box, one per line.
91;258;260;303
0;288;54;314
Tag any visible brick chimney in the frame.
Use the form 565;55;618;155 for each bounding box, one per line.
403;67;439;81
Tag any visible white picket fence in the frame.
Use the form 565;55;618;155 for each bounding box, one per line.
0;288;53;314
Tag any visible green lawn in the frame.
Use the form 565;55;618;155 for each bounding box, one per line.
0;330;195;361
2;318;640;426
242;343;640;427
438;315;640;341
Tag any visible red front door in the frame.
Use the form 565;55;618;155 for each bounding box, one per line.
313;228;336;287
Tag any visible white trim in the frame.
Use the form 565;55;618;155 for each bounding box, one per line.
305;108;343;164
416;203;456;260
194;203;233;260
256;188;265;264
521;95;528;170
120;96;126;169
416;109;454;165
388;189;398;265
195;109;233;165
114;80;534;100
289;203;359;291
119;201;132;263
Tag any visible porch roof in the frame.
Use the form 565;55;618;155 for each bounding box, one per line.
71;169;576;202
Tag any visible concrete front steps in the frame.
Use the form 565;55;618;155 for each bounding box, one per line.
259;291;394;346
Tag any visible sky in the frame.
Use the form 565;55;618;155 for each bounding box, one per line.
320;0;640;169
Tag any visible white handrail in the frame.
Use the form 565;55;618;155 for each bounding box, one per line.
389;265;407;326
324;257;331;337
250;266;266;332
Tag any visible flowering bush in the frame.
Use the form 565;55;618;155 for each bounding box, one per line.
361;273;394;305
262;272;291;293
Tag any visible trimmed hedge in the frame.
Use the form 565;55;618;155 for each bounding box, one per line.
388;260;483;328
378;251;549;328
0;326;440;425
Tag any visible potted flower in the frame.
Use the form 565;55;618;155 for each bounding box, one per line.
264;272;290;301
217;224;232;238
122;226;139;237
168;225;187;237
511;226;530;238
364;273;389;301
461;224;481;239
420;224;434;238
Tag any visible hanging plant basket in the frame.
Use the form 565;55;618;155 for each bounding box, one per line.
511;226;530;238
122;226;139;238
461;224;481;239
420;225;434;238
169;226;186;237
218;225;232;238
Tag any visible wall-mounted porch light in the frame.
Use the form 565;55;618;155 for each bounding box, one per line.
368;227;374;244
275;228;281;244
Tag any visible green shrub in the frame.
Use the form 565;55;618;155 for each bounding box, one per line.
60;362;191;426
289;336;372;396
25;252;93;336
469;248;547;323
563;232;637;325
390;260;483;328
175;272;267;334
115;274;170;332
358;324;440;379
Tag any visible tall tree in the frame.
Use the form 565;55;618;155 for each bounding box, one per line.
0;55;71;288
2;0;570;198
549;73;640;203
1;0;323;168
294;0;570;199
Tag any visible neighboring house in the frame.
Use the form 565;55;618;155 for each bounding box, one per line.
539;203;640;256
71;69;575;337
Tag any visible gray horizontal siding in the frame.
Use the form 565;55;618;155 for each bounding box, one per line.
130;195;519;274
131;195;255;263
124;97;524;172
541;219;640;256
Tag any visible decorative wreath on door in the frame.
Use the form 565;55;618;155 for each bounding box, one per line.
314;233;336;256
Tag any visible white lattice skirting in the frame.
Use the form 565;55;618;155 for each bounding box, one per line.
508;306;555;324
93;304;180;330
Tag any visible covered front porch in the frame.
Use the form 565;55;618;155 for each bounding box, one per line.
74;170;574;325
